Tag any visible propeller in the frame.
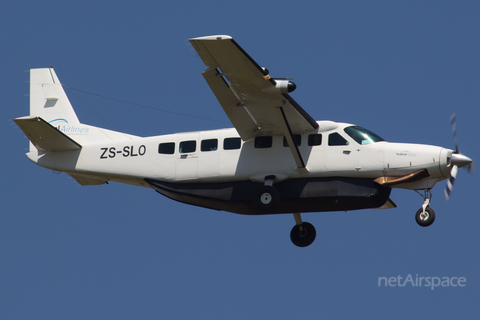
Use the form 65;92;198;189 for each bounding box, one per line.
444;113;474;200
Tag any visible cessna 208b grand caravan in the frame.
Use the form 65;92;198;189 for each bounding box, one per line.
15;35;473;247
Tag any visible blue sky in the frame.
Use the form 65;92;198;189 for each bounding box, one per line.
2;1;479;319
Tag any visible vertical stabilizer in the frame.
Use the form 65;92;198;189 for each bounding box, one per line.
18;68;138;153
30;68;80;125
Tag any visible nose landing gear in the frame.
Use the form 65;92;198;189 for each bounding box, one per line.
414;189;436;227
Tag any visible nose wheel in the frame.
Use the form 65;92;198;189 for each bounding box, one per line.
414;189;436;227
415;207;435;227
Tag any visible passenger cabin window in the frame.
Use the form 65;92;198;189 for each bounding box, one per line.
201;139;218;152
179;140;196;153
255;136;272;148
328;133;349;146
344;126;386;145
308;134;322;146
283;135;301;147
224;137;241;150
158;142;175;154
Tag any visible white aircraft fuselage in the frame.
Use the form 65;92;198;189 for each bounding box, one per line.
25;119;453;212
27;123;451;186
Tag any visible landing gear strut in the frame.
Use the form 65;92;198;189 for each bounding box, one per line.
290;213;316;247
414;189;436;227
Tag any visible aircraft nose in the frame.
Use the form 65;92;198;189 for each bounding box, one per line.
451;153;473;168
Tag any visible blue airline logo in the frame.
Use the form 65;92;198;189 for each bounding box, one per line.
49;118;89;134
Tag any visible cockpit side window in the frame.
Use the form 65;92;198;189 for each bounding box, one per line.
328;133;349;146
344;126;385;145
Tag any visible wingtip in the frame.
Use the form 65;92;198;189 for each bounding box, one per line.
189;35;232;41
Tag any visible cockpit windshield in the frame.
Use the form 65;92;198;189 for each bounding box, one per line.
344;126;386;145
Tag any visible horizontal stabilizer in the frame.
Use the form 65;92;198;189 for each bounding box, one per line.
68;173;107;186
14;116;81;152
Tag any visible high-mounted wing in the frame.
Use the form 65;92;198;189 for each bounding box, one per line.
189;35;318;169
189;35;319;140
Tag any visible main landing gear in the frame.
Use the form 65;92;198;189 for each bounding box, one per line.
256;176;316;247
290;213;316;247
414;189;436;227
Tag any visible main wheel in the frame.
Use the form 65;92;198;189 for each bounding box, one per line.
255;186;279;210
415;207;435;227
290;222;316;247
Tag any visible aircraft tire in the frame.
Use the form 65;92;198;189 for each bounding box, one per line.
415;207;435;227
290;222;316;247
255;186;280;210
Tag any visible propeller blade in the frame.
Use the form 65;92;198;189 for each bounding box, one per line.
445;113;474;201
450;114;474;174
444;165;458;201
450;113;459;153
465;161;475;175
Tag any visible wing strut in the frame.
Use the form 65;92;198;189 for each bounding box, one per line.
276;106;306;170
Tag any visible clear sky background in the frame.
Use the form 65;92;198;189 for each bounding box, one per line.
2;1;479;319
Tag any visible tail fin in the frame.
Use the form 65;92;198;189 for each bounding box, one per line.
16;68;138;153
30;67;80;125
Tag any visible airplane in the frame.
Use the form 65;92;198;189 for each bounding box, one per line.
14;35;474;247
